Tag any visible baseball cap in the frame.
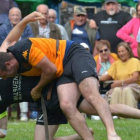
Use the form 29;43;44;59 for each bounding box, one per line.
74;6;87;16
105;0;117;4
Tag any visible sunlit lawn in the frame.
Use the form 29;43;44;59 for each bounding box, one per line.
4;118;140;140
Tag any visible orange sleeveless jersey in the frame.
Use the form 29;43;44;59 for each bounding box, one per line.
21;38;66;78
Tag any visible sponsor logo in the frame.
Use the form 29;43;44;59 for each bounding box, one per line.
100;18;118;24
22;50;28;59
81;70;88;73
13;75;22;101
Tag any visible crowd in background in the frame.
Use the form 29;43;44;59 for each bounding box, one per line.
0;0;140;122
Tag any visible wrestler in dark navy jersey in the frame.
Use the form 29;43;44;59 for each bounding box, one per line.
0;75;38;114
0;75;68;125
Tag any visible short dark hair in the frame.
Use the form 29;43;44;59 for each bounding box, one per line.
0;52;12;71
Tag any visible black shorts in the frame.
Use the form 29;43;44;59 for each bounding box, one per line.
36;81;84;125
36;81;67;125
57;43;98;86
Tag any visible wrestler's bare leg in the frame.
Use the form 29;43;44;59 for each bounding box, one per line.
57;83;94;140
54;128;94;140
34;124;59;140
78;99;140;119
79;77;121;140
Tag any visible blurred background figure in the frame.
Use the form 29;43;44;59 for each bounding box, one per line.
0;0;18;26
29;4;61;39
100;42;140;109
48;9;69;40
92;40;118;120
130;7;136;17
91;0;132;54
117;2;140;58
94;40;118;76
0;7;33;45
0;7;33;121
65;5;100;55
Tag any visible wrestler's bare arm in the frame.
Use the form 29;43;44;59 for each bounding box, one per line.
0;12;44;52
31;56;57;101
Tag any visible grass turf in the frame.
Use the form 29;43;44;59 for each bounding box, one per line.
4;118;140;140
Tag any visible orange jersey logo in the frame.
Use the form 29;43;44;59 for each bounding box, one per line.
22;50;28;59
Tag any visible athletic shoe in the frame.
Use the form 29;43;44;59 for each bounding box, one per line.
20;112;28;121
91;115;100;120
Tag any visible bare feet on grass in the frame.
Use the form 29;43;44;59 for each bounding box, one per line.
54;128;94;140
89;128;94;135
108;134;121;140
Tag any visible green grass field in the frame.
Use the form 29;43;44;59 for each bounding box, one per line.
3;118;140;140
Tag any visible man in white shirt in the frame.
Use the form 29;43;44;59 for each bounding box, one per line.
29;4;61;39
48;9;69;40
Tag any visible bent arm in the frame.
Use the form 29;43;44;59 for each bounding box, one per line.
0;12;45;52
31;56;57;100
34;56;57;91
116;19;135;44
99;74;112;82
111;71;139;88
122;71;139;85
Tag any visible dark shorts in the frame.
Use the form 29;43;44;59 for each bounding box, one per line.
57;43;98;86
36;81;84;125
36;97;68;125
36;81;67;125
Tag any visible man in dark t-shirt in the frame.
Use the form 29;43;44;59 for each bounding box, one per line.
92;0;132;53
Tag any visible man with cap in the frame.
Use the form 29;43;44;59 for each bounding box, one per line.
91;0;132;53
65;6;100;55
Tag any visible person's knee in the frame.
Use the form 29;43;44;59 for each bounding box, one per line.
84;93;96;104
122;87;132;94
60;101;76;116
113;87;121;93
111;87;122;99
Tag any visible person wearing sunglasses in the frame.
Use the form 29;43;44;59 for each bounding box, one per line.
94;40;118;76
99;42;140;109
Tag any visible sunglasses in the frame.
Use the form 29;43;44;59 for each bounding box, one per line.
99;48;108;53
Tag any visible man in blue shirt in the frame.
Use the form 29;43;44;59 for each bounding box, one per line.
65;6;100;55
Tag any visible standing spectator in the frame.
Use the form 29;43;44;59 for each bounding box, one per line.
92;0;132;53
99;42;140;109
29;4;62;120
117;2;140;57
65;6;100;55
0;0;18;25
0;7;33;46
29;4;61;39
0;7;33;121
48;9;69;40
